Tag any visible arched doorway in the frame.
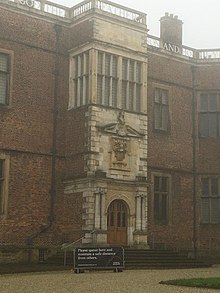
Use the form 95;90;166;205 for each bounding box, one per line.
107;200;128;245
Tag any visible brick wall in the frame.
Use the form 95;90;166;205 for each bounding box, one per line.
148;49;220;251
148;51;194;250
0;5;86;250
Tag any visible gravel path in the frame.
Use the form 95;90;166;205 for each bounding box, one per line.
0;266;220;293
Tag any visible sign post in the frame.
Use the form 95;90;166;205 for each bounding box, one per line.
74;247;124;273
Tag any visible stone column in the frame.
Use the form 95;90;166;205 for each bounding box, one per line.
141;195;147;231
135;195;142;230
94;189;101;229
94;187;107;244
100;189;106;230
94;187;106;230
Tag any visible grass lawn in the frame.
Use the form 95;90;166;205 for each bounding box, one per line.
160;277;220;289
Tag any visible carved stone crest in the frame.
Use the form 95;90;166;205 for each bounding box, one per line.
112;138;127;163
96;111;144;171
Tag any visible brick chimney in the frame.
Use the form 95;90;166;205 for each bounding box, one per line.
160;13;183;47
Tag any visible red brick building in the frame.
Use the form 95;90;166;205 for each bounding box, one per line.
0;0;219;263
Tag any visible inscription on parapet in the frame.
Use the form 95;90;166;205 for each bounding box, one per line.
163;42;180;54
18;0;35;8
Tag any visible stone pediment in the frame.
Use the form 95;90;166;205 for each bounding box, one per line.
97;111;144;138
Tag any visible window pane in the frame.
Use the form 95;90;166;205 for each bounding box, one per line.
122;212;126;227
104;77;110;105
0;54;8;72
154;89;169;131
161;177;168;192
122;81;127;109
202;178;209;196
129;83;134;110
154;104;162;129
154;176;160;191
200;94;208;112
74;58;78;78
112;56;117;77
209;113;217;137
85;76;89;104
122;59;127;80
162;91;168;105
97;52;103;74
162;105;168;131
201;198;210;223
78;54;83;76
161;194;167;221
211;198;220;223
85;53;89;75
129;61;134;81
80;78;83;104
155;89;160;103
209;94;217;112
154;193;159;220
112;79;117;107
199;113;209;137
136;85;141;112
0;160;3;178
105;54;111;76
0;73;7;104
117;212;121;227
211;178;218;195
97;76;102;104
136;62;141;82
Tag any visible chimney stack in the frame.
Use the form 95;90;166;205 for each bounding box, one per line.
160;13;183;47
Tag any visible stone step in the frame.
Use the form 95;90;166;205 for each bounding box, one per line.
123;248;209;269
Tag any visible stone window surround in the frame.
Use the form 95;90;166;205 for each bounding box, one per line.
151;171;172;225
198;92;220;138
0;49;14;108
200;176;220;224
69;46;147;113
152;82;171;133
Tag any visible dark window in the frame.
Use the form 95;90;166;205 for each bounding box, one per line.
97;52;118;108
0;160;4;214
0;53;9;105
154;88;169;131
73;52;89;107
154;175;169;224
201;178;220;224
199;94;220;137
121;58;141;112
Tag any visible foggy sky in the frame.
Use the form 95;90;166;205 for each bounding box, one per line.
52;0;219;49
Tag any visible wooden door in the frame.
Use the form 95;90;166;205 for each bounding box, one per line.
107;200;128;245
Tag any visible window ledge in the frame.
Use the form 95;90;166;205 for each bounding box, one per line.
153;128;170;135
200;223;220;226
0;104;10;111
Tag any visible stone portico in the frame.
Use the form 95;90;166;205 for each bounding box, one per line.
64;107;148;247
